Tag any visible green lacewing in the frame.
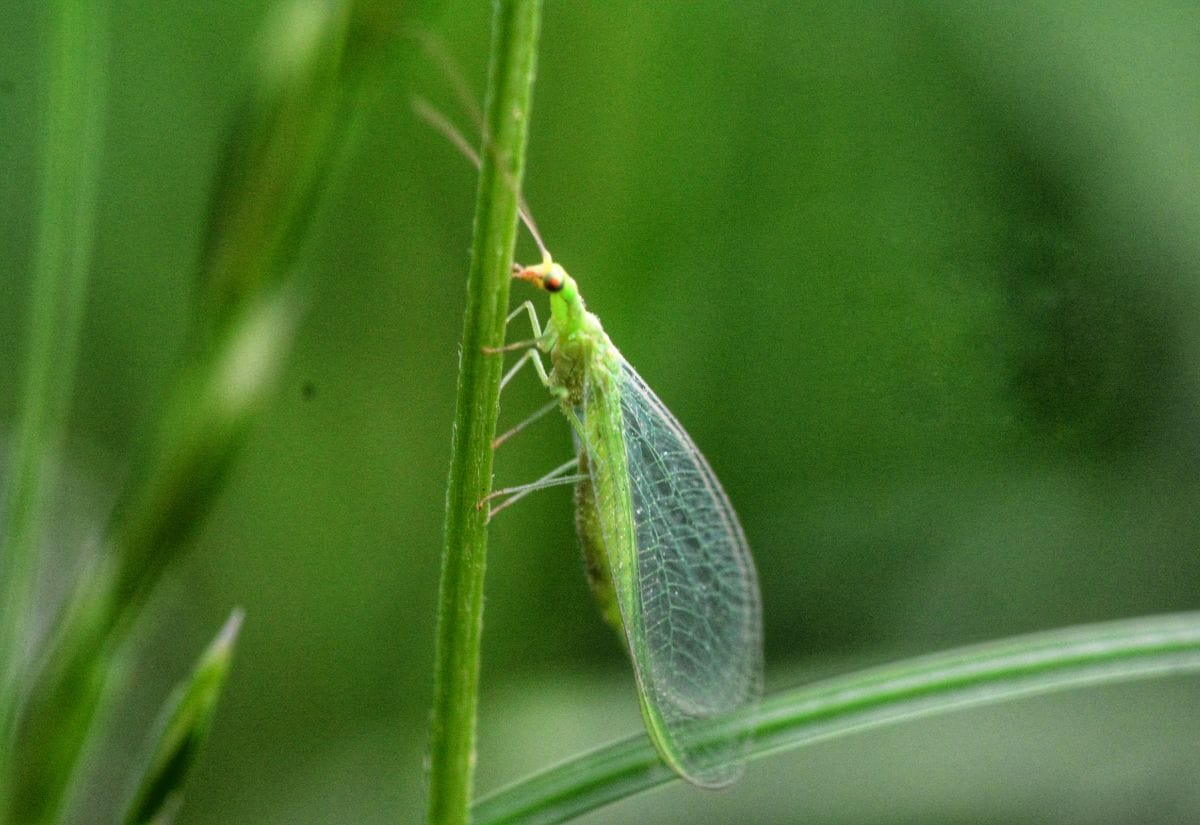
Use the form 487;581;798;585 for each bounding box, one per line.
499;255;763;787
415;94;763;786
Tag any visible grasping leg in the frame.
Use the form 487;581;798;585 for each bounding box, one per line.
481;300;544;355
479;296;572;512
485;299;554;391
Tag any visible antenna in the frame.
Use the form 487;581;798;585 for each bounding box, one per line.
412;97;551;265
412;31;483;128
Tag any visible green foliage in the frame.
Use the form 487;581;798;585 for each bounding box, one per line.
0;0;107;808
122;610;243;825
2;1;369;822
0;1;1197;824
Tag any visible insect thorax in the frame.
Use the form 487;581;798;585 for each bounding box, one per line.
549;312;614;406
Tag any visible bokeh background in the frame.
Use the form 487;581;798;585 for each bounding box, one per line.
3;1;1200;822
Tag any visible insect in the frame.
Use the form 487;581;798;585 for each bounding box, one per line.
415;95;763;787
487;246;764;788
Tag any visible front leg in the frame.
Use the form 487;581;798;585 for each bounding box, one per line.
481;300;546;354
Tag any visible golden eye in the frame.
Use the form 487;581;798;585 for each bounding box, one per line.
544;271;564;292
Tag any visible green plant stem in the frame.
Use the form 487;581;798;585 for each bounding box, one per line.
425;2;543;823
0;0;106;810
472;611;1200;824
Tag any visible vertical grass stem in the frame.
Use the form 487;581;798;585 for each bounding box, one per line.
425;1;543;822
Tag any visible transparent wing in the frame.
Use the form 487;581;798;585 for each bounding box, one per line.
584;357;762;787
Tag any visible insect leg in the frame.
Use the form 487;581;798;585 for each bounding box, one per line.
492;399;559;449
500;347;539;390
482;301;546;355
481;457;586;521
490;303;560;447
502;348;556;394
485;339;538;354
505;300;543;333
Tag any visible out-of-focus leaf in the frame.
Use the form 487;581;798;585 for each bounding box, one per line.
8;2;358;822
0;0;107;808
122;610;244;825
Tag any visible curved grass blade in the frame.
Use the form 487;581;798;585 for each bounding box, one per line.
473;611;1200;824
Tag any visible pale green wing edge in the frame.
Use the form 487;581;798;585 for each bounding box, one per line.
583;356;763;788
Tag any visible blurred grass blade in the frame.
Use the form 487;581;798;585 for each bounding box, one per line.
121;610;244;825
472;612;1200;824
107;0;352;620
10;284;301;824
0;0;107;810
197;0;350;339
8;555;120;825
6;2;359;822
425;1;543;823
115;0;354;602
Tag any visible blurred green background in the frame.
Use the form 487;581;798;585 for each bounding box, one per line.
4;1;1200;822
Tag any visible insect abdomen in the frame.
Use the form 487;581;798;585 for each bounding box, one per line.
574;450;624;639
